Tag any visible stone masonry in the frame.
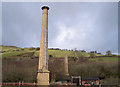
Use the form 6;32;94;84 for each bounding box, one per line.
64;54;69;76
37;6;50;85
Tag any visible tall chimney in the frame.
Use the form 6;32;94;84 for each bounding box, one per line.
64;54;69;76
37;6;50;85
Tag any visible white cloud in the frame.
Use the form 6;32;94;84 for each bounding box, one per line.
55;24;77;49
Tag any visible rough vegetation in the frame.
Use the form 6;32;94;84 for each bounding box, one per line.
1;45;119;85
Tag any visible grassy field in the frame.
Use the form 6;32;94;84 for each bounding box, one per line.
34;50;91;57
1;45;119;63
1;45;103;58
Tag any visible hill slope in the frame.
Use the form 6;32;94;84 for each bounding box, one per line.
1;45;119;85
1;45;103;58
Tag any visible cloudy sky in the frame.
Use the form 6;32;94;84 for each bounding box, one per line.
2;2;118;54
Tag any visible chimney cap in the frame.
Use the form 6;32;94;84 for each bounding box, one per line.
42;6;49;10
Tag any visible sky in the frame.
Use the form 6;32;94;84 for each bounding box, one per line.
2;2;118;54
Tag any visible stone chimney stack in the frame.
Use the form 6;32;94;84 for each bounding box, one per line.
37;6;49;85
64;54;69;76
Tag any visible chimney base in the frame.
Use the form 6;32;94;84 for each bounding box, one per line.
37;71;49;85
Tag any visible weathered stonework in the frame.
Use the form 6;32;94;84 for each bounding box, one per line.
64;54;69;76
37;6;50;85
37;71;49;85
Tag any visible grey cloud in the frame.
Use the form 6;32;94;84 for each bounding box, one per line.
2;2;118;54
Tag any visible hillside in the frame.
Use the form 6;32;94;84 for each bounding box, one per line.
1;45;119;85
1;45;103;58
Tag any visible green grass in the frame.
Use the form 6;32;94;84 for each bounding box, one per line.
89;57;118;61
34;50;100;58
2;46;19;51
48;50;90;57
34;50;74;57
2;49;35;58
0;45;107;58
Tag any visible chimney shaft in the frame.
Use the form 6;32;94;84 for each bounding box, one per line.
64;54;69;76
37;6;50;85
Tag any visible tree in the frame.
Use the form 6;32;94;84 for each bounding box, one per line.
106;50;112;56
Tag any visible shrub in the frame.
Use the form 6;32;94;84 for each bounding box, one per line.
36;47;40;51
29;48;35;50
49;55;53;58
